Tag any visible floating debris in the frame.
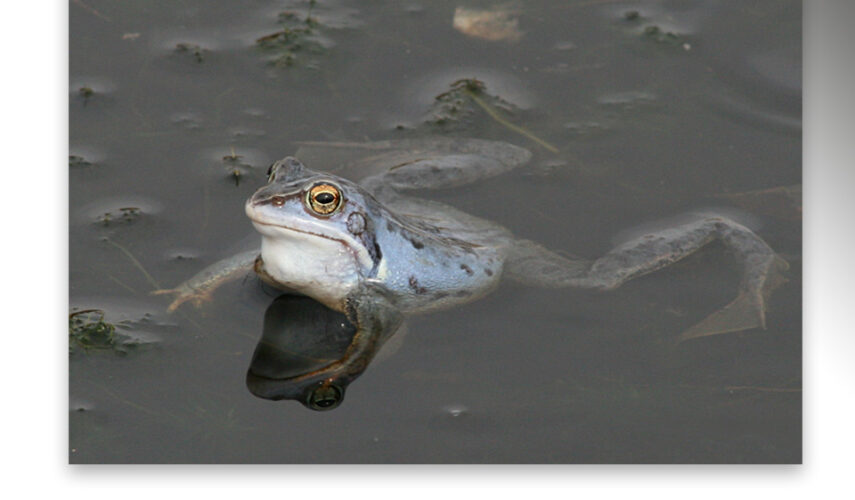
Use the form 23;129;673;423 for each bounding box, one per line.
425;78;558;152
222;149;255;185
452;5;522;42
78;86;94;106
617;8;688;47
69;155;92;168
69;309;117;353
69;308;160;355
641;25;683;45
255;0;361;68
70;147;105;168
70;78;115;106
174;42;207;63
427;78;492;130
97;207;141;226
78;86;94;99
69;309;132;354
256;26;317;67
623;10;641;22
426;78;513;129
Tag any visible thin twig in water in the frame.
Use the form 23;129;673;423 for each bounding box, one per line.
105;273;139;294
464;89;559;153
103;238;161;290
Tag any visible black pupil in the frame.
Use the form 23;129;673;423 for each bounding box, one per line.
315;192;335;204
315;398;336;408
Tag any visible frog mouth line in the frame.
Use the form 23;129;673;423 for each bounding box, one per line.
249;219;373;270
250;219;344;244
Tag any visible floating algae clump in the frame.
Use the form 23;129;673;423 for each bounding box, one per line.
425;78;558;153
425;78;516;131
69;309;122;353
69;309;152;355
255;1;361;69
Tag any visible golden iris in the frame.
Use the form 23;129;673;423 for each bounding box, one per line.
307;183;342;215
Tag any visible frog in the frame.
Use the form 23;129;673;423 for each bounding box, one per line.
155;137;787;409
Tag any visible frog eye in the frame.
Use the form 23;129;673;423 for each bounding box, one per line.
306;183;342;216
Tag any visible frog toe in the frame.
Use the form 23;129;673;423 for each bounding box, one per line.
152;287;210;312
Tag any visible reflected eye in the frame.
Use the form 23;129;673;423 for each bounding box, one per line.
306;183;342;215
305;383;344;411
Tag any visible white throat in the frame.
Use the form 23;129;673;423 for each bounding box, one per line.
258;228;361;310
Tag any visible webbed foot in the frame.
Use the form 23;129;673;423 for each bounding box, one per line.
677;255;789;342
151;286;214;312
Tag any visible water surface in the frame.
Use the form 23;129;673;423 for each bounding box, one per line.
69;0;801;463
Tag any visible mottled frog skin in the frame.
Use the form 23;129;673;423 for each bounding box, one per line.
157;138;787;409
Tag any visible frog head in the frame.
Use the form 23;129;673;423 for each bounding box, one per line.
245;157;384;310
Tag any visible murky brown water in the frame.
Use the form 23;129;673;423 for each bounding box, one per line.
69;0;801;463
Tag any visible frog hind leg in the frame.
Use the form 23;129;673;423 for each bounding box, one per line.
504;216;788;340
363;152;531;194
297;138;532;195
503;239;593;287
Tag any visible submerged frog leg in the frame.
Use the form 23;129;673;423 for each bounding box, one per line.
361;151;531;195
505;217;788;340
152;249;259;312
294;138;531;195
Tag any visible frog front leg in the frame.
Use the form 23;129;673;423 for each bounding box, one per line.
505;216;788;341
152;249;260;312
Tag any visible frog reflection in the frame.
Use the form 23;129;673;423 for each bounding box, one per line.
247;294;399;410
157;138;787;401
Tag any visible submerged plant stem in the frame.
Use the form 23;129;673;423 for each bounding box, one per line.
464;89;559;153
106;273;139;294
104;238;161;290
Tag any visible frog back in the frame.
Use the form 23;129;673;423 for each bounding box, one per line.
371;199;511;314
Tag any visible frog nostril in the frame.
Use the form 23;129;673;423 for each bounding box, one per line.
270;195;286;206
